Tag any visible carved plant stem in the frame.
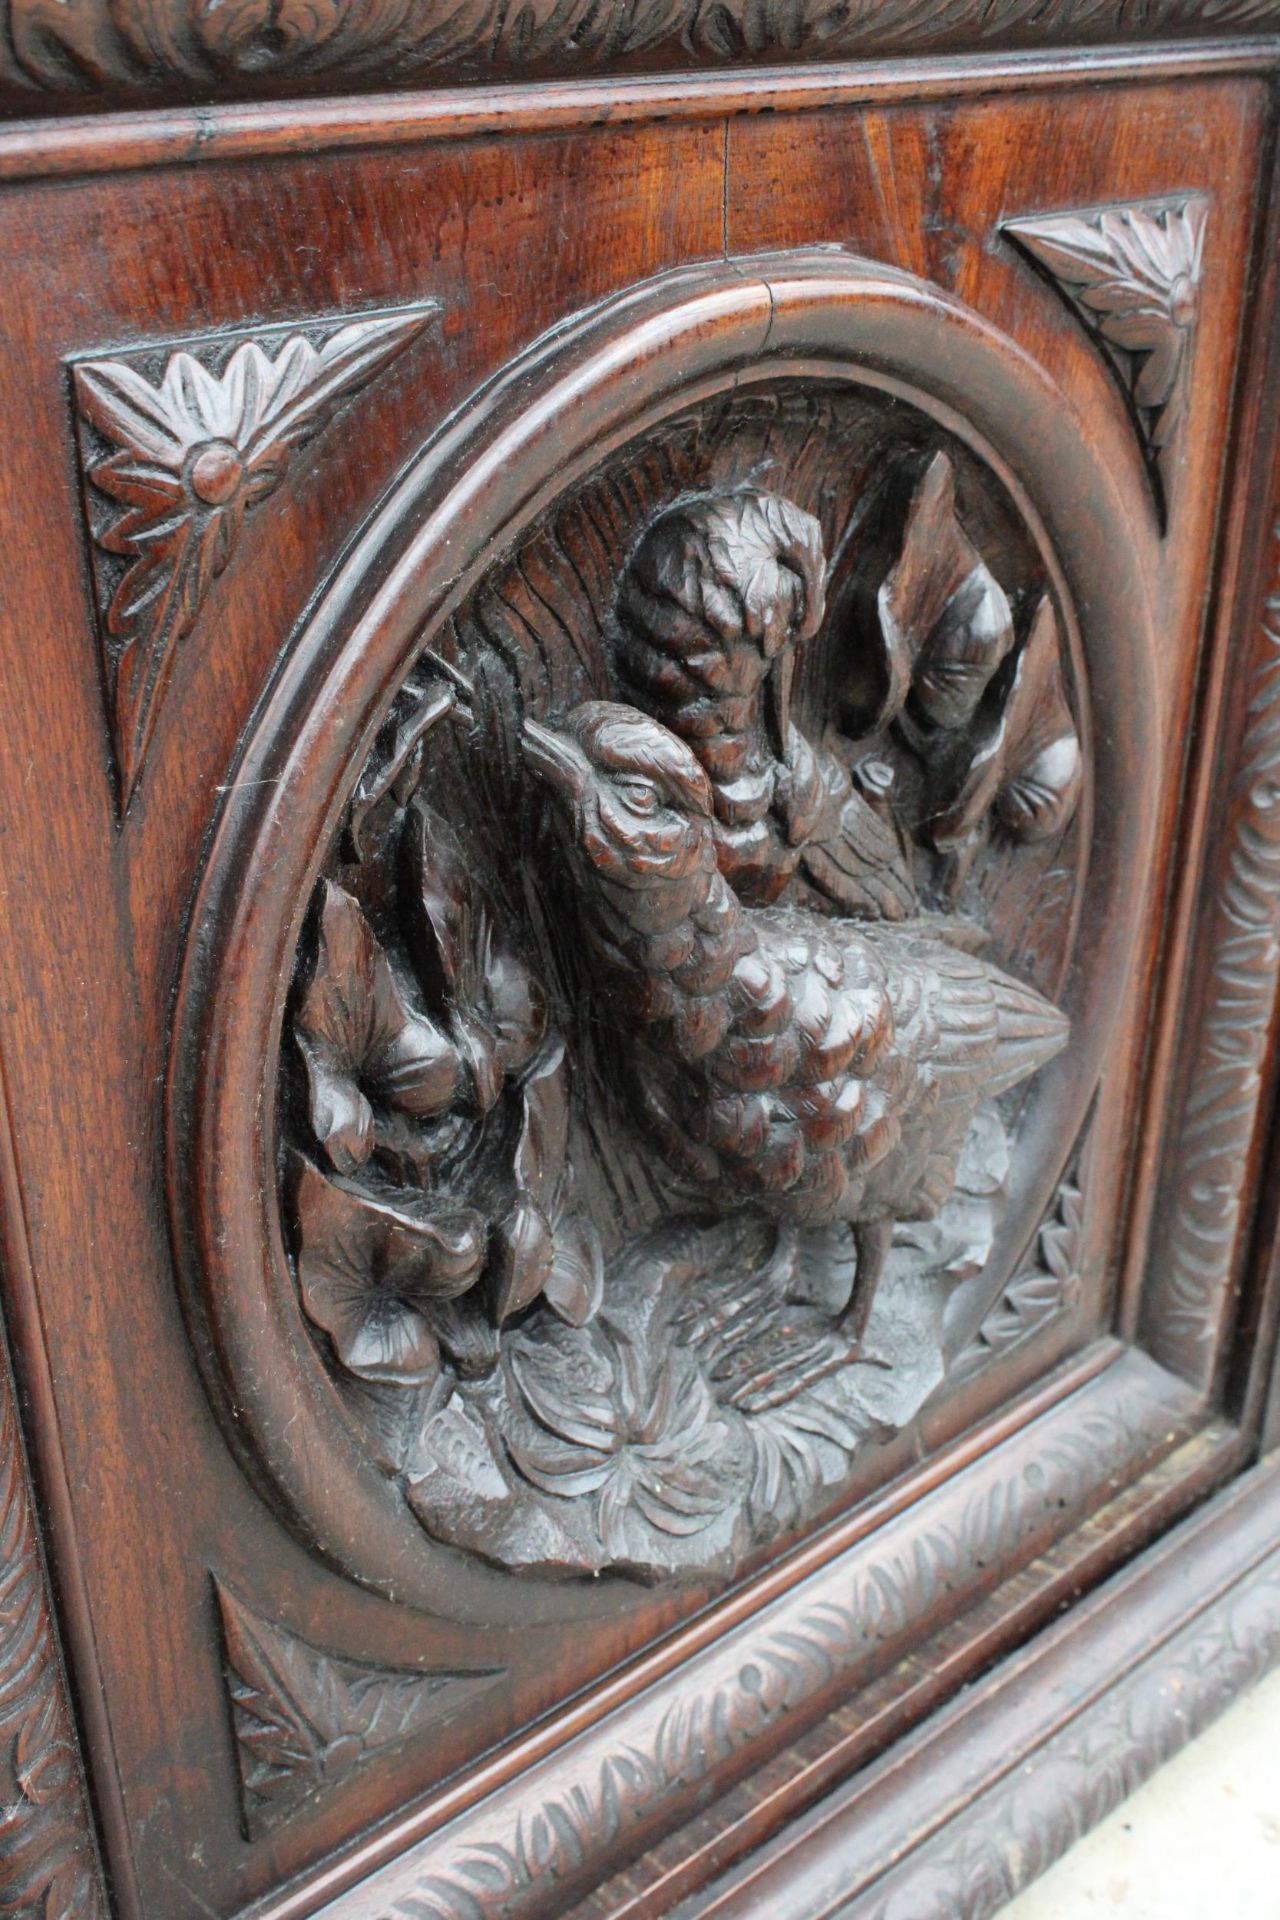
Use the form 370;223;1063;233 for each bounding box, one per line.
0;1337;104;1918
1145;521;1280;1385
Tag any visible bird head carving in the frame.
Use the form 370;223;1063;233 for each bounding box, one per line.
523;702;718;897
618;491;827;701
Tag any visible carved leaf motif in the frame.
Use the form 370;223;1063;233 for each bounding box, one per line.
931;597;1083;855
800;754;919;920
6;0;1275;102
217;1585;505;1838
870;452;1015;734
73;305;435;806
297;880;463;1174
1005;197;1207;515
506;1325;736;1560
0;1349;104;1917
292;1154;487;1386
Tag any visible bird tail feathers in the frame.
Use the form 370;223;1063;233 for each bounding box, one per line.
983;967;1070;1096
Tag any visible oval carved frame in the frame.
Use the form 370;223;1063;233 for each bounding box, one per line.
169;252;1158;1617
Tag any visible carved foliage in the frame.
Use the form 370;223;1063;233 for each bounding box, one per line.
835;453;1083;893
1149;521;1280;1381
0;1351;103;1918
276;397;1083;1583
952;1146;1087;1384
1005;197;1208;520
287;686;601;1404
73;306;435;806
2;0;1277;102
217;1585;504;1838
319;1366;1188;1920
859;1545;1280;1920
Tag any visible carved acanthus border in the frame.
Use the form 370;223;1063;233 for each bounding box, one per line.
1146;518;1280;1387
217;1585;505;1838
952;1145;1087;1384
1;1;1277;109
856;1534;1280;1919
0;1339;104;1919
314;1359;1191;1920
72;305;436;809
1004;196;1208;525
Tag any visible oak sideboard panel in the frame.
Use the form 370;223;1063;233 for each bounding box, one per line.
0;24;1276;1920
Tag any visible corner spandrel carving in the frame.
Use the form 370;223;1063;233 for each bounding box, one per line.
277;386;1085;1581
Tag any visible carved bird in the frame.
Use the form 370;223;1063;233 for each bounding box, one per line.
615;489;916;920
522;702;1070;1346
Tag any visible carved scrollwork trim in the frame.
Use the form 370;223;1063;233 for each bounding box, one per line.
1004;196;1208;528
854;1523;1280;1919
0;1339;105;1918
312;1357;1193;1920
72;304;437;810
217;1584;506;1839
1145;518;1280;1387
2;2;1278;111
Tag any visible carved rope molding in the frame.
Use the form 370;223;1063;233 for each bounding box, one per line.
1004;196;1208;527
316;1361;1189;1920
72;304;436;810
1;1;1279;107
217;1585;505;1838
1146;517;1280;1386
0;1341;104;1919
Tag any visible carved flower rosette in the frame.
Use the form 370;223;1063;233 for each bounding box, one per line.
175;256;1157;1600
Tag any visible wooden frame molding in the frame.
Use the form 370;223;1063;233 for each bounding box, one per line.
265;1352;1226;1920
670;1450;1280;1920
0;1323;105;1919
2;0;1279;115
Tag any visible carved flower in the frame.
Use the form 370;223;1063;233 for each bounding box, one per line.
505;1325;734;1558
291;1154;486;1387
295;879;473;1178
74;312;431;802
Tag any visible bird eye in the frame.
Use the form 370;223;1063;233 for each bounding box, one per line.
619;779;660;814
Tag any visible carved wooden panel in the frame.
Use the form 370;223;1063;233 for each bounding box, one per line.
0;38;1273;1920
176;251;1159;1607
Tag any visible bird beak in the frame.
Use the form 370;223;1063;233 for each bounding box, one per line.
766;649;796;762
522;718;592;806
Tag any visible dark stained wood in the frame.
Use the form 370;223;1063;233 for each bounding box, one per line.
1;0;1279;116
0;20;1274;1920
